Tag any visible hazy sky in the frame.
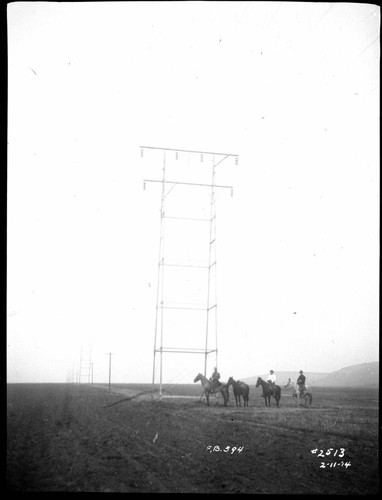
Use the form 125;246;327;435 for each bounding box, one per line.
7;2;379;384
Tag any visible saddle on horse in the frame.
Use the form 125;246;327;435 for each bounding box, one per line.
267;382;276;395
298;382;308;398
210;379;222;392
298;383;307;397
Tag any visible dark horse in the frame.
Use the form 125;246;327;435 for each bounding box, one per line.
227;377;249;407
255;377;281;407
193;373;228;406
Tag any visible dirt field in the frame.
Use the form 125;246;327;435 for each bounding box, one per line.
7;383;379;493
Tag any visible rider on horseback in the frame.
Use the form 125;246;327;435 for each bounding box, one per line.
266;370;276;393
210;367;221;391
297;370;306;397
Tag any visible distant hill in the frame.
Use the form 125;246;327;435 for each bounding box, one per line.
310;361;379;387
241;362;379;388
241;371;329;386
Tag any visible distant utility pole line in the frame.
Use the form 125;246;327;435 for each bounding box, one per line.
90;362;94;385
106;353;114;390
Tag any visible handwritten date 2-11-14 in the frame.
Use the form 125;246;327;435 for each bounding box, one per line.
206;445;244;454
311;448;351;468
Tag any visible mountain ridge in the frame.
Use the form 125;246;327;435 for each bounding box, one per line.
240;361;379;387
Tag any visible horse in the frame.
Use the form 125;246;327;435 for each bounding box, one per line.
284;378;312;407
255;377;281;407
227;377;249;407
193;373;228;406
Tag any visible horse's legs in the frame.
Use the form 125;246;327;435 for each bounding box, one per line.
222;388;228;406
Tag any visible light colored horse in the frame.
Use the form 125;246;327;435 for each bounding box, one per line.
284;378;312;406
193;373;228;406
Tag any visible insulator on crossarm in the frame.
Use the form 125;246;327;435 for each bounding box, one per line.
141;148;144;157
143;181;146;190
231;187;234;197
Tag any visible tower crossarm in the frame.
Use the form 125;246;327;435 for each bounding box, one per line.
143;179;232;190
140;145;238;157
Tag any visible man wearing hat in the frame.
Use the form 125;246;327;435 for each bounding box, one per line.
297;370;306;397
266;370;276;392
210;366;221;391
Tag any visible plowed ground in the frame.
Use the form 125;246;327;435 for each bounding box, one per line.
6;383;379;494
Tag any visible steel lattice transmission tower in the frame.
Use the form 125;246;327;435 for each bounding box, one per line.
141;146;237;397
78;345;92;384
